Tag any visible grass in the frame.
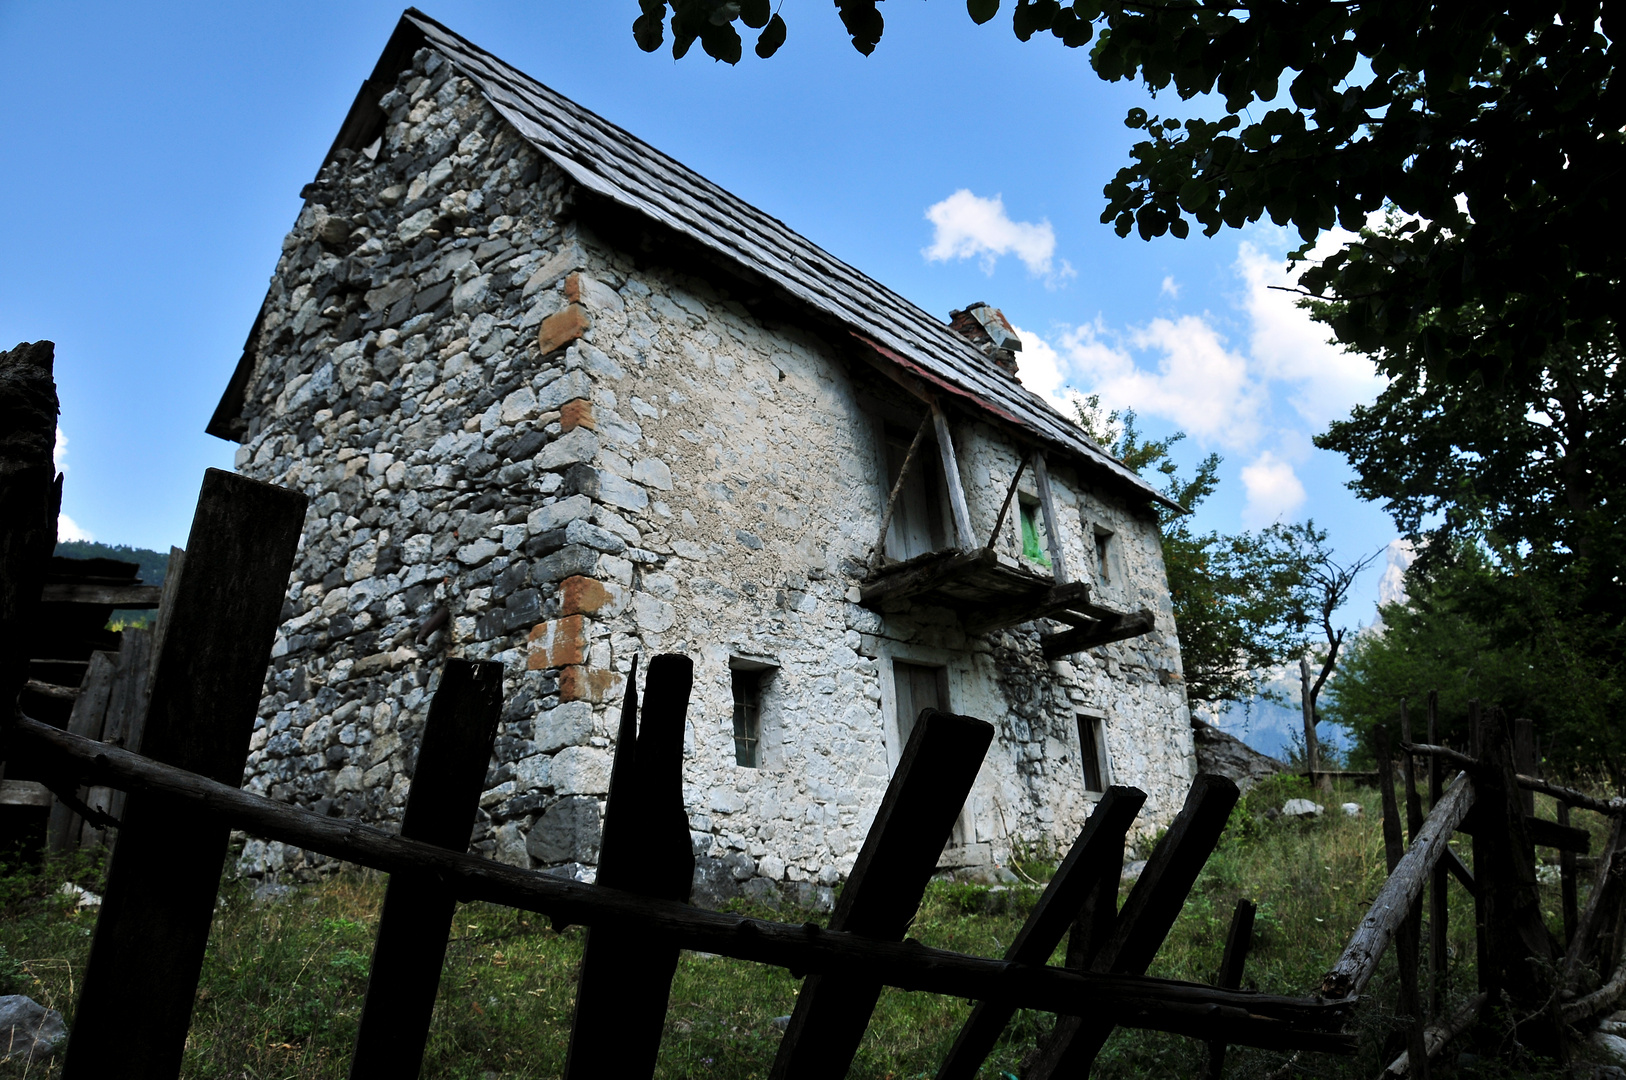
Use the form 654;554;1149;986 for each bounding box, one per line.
1;774;1613;1078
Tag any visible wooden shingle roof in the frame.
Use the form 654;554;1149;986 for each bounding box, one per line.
214;9;1175;511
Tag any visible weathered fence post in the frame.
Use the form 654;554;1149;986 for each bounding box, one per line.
935;785;1145;1080
1426;690;1448;1013
770;707;994;1080
61;470;306;1080
1200;897;1257;1080
44;650;115;852
0;340;61;723
349;658;503;1080
1377;724;1429;1080
564;654;697;1079
1026;773;1241;1078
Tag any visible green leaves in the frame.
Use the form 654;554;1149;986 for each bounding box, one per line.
755;14;787;57
836;0;885;56
967;0;1000;26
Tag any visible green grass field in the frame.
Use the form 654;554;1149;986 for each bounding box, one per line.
0;774;1608;1078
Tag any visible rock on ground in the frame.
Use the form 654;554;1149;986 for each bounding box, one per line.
0;995;68;1065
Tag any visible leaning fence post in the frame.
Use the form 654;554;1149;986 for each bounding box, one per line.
770;707;995;1080
1026;773;1241;1079
564;654;697;1079
348;659;503;1080
60;470;305;1080
935;785;1145;1080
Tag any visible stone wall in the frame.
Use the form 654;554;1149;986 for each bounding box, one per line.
228;44;1195;901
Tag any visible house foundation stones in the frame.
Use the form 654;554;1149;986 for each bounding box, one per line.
220;18;1196;904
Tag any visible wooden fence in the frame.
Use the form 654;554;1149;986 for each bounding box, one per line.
7;466;1625;1078
1;470;1364;1079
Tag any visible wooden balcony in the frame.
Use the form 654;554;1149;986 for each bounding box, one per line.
859;547;1155;653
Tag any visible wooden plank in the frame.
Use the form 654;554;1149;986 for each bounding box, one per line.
1563;815;1625;990
868;413;934;575
347;660;502;1078
1473;709;1560;1054
45;650;116;853
771;708;995;1080
1027;773;1242;1078
39;582;162;607
0;339;61;725
935;786;1145;1080
931;403;976;553
0;780;51;807
1201;898;1257;1080
15;711;1357;1053
860;548;987;606
61;469;306;1080
1031;450;1069;584
98;628;156;842
983;456;1027;552
1560;801;1579;947
961;580;1092;636
1323;772;1476;999
1513;718;1537;817
1039;609;1156;659
1377;725;1429;1080
565;655;697;1078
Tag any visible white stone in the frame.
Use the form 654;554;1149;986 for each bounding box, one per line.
551;746;612;795
500;386;537;424
537;701;594;753
632;457;673;490
1282;799;1325;818
537;427;599;470
528;495;593;533
1341;802;1363;818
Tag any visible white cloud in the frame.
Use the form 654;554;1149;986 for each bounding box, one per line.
1043;315;1267;449
1239;451;1306;526
58;514;93;542
1235;237;1385;427
1161;275;1180;299
54;425;69;472
923;190;1059;277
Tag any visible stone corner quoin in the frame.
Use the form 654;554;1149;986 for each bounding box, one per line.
221;36;1196;908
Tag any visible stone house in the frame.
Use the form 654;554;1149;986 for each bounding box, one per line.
209;10;1197;902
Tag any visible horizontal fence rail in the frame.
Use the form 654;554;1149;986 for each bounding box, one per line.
12;712;1355;1054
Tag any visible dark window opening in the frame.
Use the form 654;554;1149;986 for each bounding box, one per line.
732;668;764;768
1094;528;1114;585
892;660;949;750
1078;714;1106;793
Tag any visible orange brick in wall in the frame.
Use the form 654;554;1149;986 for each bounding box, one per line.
526;613;588;670
559;398;595;432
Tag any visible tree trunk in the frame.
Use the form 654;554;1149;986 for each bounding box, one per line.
1300;655;1324;790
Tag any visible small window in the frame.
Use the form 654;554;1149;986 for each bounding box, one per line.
1078;714;1108;793
1094;528;1114;585
1019;501;1051;566
892;660;949;750
731;669;764;768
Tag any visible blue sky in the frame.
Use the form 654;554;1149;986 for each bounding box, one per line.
0;1;1400;629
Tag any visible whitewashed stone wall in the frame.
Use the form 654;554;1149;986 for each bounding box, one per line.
228;45;1195;901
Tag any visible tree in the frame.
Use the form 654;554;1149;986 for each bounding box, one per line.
1312;252;1626;774
633;1;1623;389
1073;396;1315;705
1288;530;1379;782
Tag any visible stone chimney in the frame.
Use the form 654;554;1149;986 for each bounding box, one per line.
948;302;1022;377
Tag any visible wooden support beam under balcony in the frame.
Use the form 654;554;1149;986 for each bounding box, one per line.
859;548;1156;644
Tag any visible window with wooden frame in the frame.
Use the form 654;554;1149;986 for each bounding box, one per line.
880;421;951;562
1093;527;1115;586
892;659;950;751
1019;498;1051;566
1077;713;1108;794
731;668;765;768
